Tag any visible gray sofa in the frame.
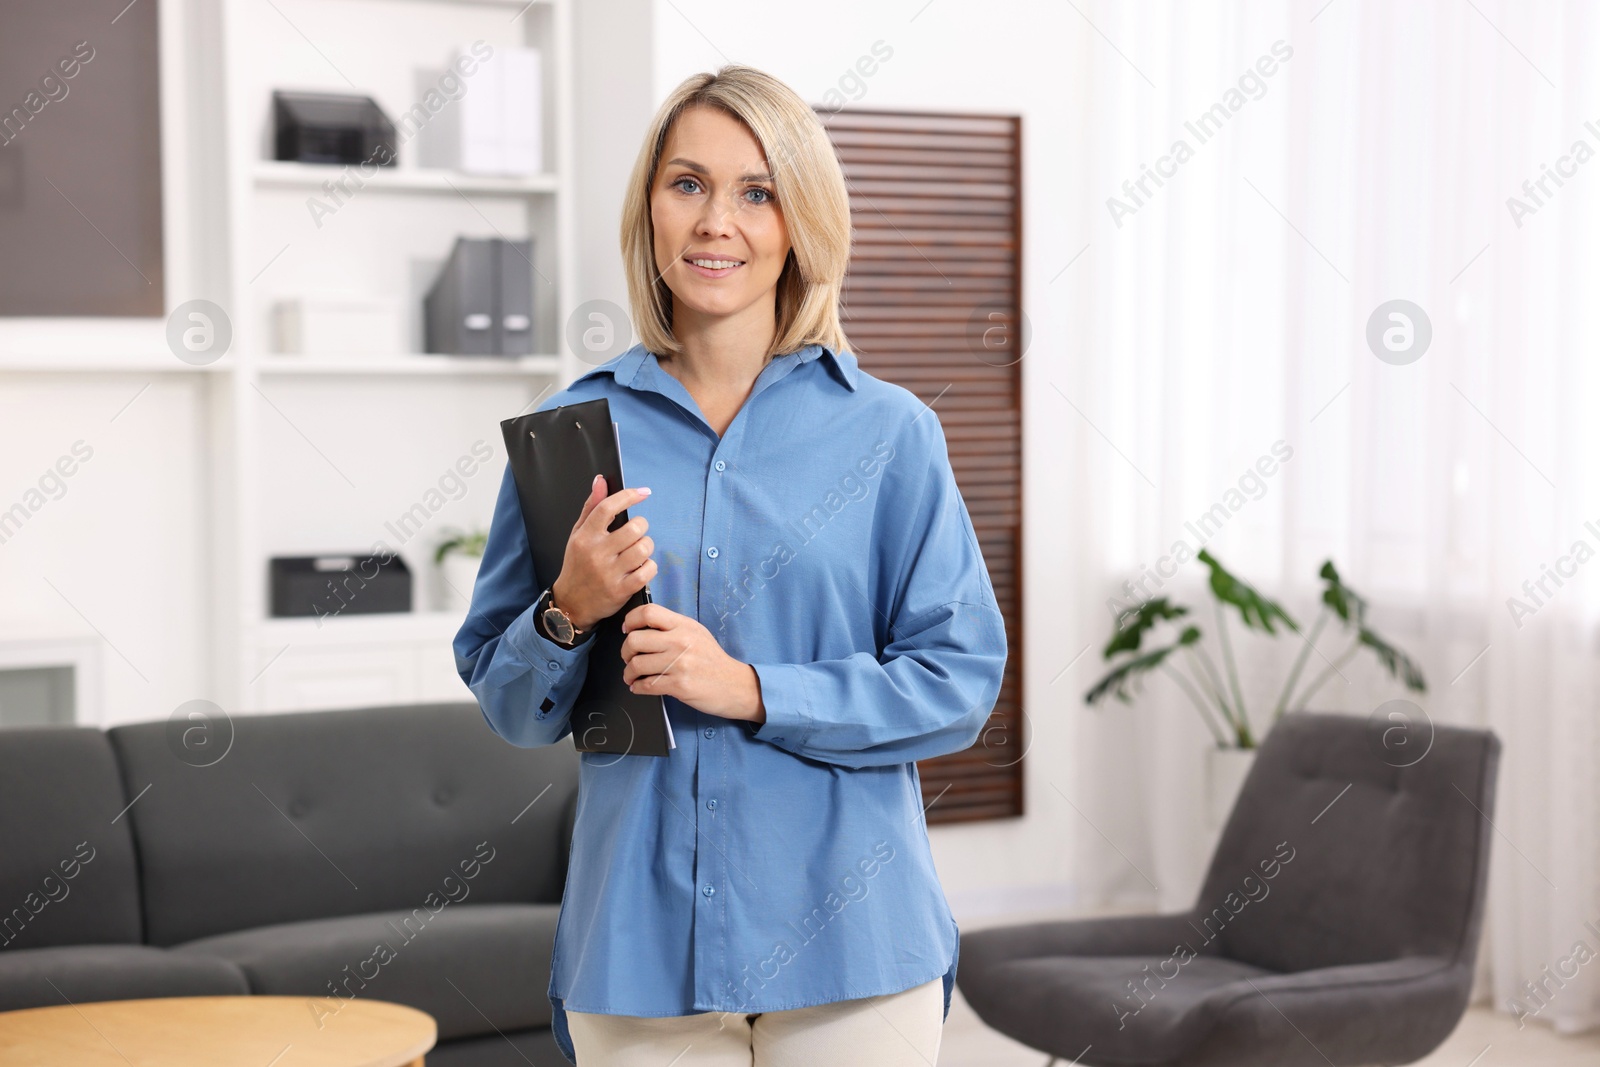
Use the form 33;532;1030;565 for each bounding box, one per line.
0;701;579;1066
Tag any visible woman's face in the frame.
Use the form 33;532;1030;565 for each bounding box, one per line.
651;106;792;328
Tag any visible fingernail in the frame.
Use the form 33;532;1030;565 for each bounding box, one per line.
592;474;601;485
638;487;651;496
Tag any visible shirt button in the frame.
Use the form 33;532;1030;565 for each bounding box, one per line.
707;798;718;810
703;727;715;739
706;546;719;558
714;460;726;472
702;884;716;897
547;661;559;671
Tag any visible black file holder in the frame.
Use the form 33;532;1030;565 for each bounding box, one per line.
272;91;398;166
425;236;535;356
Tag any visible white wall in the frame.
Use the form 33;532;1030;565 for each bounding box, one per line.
0;374;211;726
572;0;654;343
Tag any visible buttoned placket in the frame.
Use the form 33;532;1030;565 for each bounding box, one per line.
626;350;809;1010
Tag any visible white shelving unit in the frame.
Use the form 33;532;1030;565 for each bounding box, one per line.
209;0;578;711
0;0;580;720
254;159;560;196
256;353;562;376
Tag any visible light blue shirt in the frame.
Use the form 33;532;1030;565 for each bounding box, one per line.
453;341;1008;1062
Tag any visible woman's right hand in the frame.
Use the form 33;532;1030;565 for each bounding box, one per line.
549;475;656;632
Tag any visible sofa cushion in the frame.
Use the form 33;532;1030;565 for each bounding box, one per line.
0;728;143;950
173;902;560;1041
0;944;248;1012
961;953;1274;1065
108;702;579;946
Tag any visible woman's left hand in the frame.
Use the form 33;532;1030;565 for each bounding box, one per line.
620;603;766;723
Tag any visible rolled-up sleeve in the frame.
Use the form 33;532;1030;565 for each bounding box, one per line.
747;415;1008;769
454;461;596;748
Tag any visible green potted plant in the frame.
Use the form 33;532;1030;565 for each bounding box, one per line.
433;526;488;612
1085;550;1426;822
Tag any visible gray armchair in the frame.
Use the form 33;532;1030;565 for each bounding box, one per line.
957;711;1501;1067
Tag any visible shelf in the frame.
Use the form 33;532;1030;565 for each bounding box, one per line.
0;354;561;376
360;0;553;7
254;161;557;196
256;353;561;375
253;610;470;646
0;354;232;373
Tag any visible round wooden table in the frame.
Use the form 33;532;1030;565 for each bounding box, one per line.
0;995;437;1066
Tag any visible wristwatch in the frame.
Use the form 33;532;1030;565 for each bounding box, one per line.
536;586;591;648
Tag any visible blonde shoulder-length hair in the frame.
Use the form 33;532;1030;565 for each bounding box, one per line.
620;64;853;361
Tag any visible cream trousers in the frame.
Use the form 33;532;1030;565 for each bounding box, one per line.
565;977;945;1066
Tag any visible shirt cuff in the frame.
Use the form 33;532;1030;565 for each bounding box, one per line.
507;603;596;694
748;662;810;748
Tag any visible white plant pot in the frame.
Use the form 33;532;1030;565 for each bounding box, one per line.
1205;746;1257;828
437;553;482;612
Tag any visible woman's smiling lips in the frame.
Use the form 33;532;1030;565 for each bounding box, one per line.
683;253;745;278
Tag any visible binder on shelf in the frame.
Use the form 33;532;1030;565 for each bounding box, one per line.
498;238;534;355
422;45;541;175
499;398;673;756
424;236;534;356
500;47;543;175
456;44;503;173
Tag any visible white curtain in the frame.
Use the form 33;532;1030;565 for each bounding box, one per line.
1060;0;1600;1034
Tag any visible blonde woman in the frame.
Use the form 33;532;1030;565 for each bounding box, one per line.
455;64;1008;1067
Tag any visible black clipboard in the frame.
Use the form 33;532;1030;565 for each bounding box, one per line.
499;397;674;756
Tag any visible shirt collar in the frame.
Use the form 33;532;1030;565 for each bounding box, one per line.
573;342;859;392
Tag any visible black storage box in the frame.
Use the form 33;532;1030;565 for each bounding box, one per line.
269;554;412;618
272;90;398;166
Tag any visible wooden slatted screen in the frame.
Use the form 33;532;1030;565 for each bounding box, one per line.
815;108;1024;824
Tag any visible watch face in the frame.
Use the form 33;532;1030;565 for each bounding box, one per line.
544;606;575;643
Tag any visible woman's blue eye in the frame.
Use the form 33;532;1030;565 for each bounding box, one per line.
670;176;773;204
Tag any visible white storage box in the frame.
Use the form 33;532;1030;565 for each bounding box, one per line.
273;295;405;356
424;45;543;176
